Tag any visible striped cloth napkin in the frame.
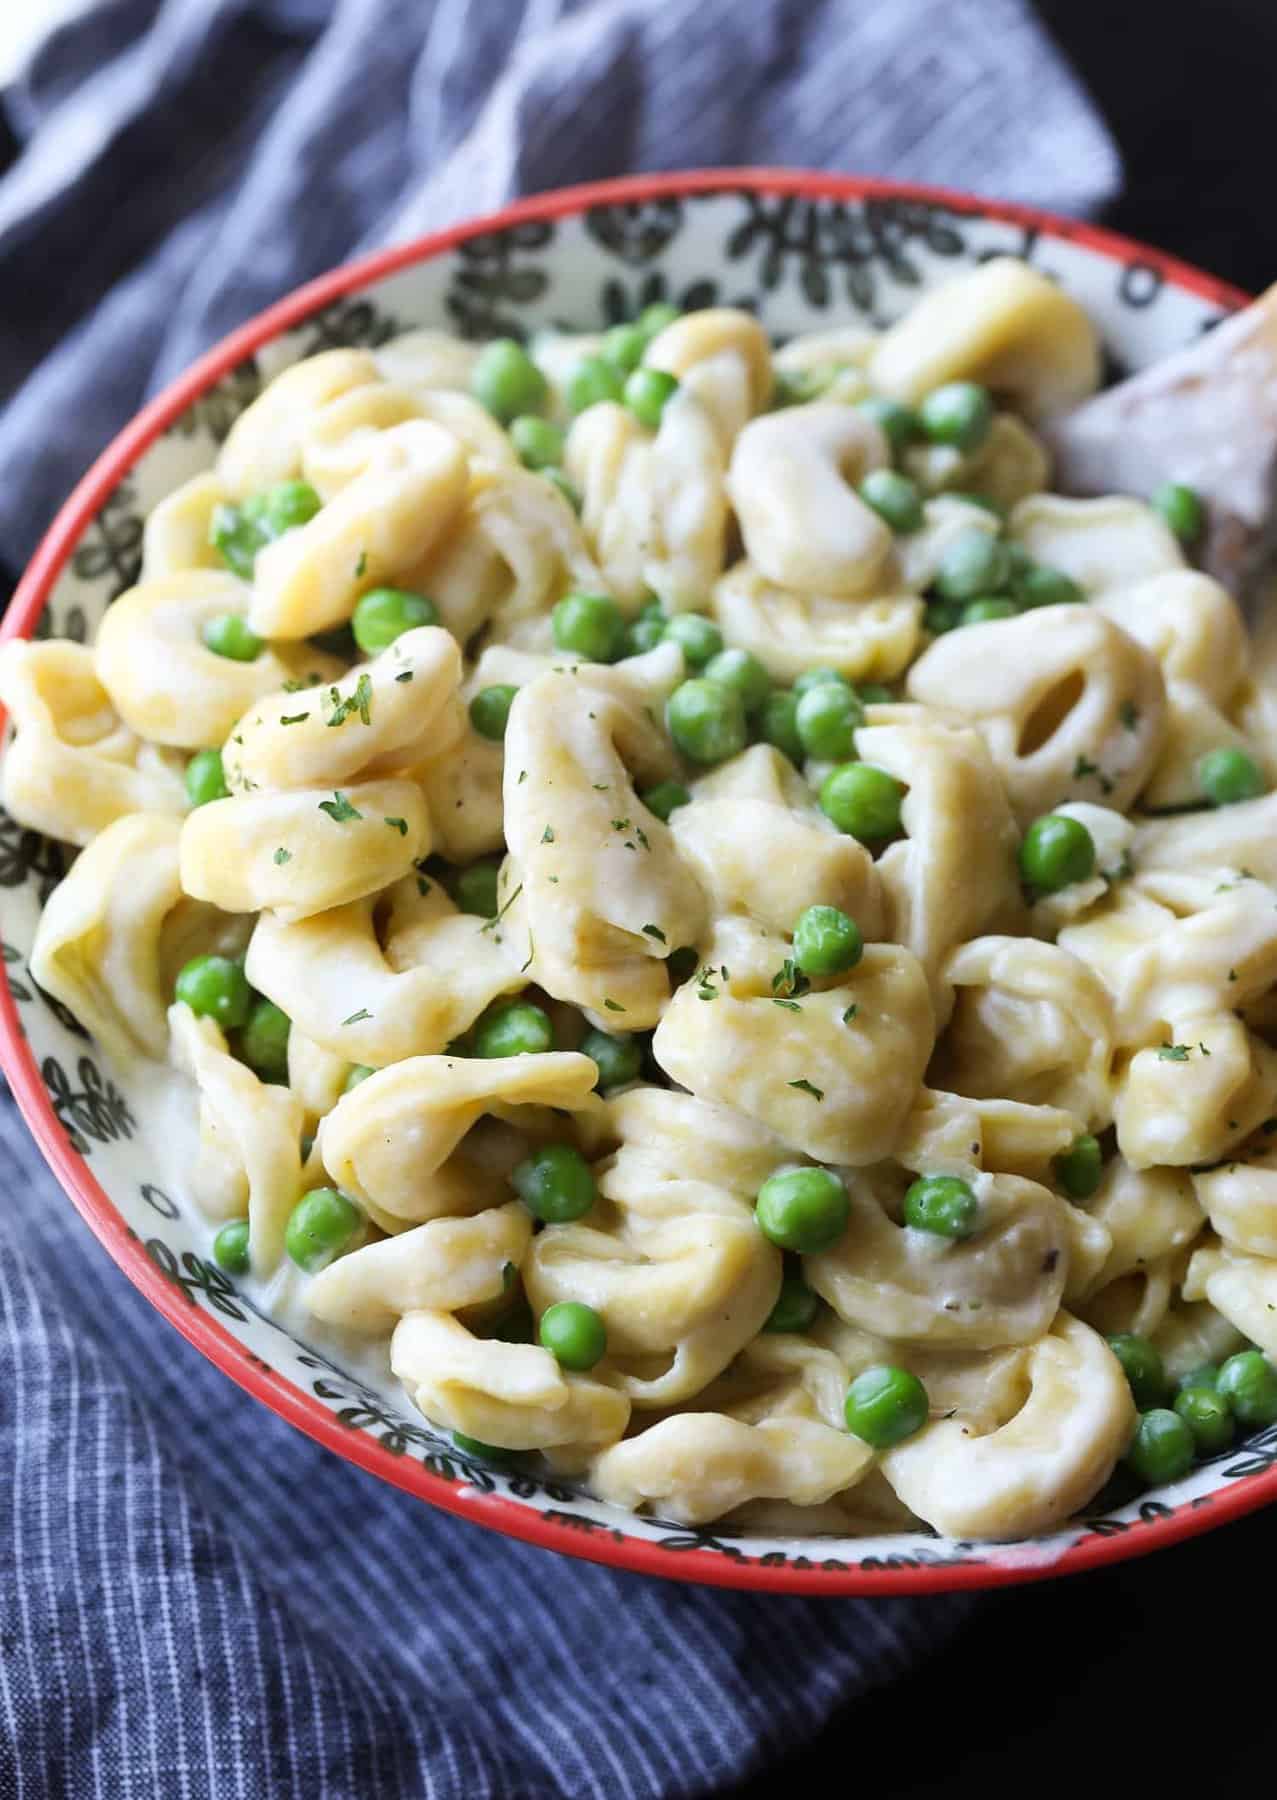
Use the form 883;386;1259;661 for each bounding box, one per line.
0;3;1117;1794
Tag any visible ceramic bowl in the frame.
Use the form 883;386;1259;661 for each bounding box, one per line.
0;170;1260;1594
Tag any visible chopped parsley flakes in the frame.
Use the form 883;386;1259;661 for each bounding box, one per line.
788;1078;824;1100
342;1008;372;1026
273;847;291;865
318;791;362;822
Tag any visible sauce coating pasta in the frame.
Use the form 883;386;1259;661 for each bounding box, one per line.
16;258;1277;1540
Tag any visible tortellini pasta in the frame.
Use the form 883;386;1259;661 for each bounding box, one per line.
20;275;1277;1547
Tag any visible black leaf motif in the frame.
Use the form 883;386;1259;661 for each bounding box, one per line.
70;479;143;601
1;942;30;1003
444;224;555;341
585;199;684;266
166;357;262;443
0;807;68;903
1222;1423;1277;1479
42;1055;134;1154
139;1182;180;1220
297;298;402;356
144;1238;247;1321
724;192;972;319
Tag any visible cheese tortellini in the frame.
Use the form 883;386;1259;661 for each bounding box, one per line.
20;266;1277;1545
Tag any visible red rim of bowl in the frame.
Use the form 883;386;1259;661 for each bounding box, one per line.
0;167;1259;1595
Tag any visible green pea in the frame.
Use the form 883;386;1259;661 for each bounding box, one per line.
174;954;253;1031
856;682;894;704
919;381;994;452
959;597;1018;626
454;860;501;918
624;613;668;656
755;1166;849;1254
1174;1385;1235;1454
472;1000;554;1059
489;1299;536;1345
773;364;844;407
258;479;322;537
580;1027;643;1093
351;587;439;654
185;749;228;808
843;1364;929;1449
640;780;691;823
566;355;625;415
819;762;905;842
1151;480;1204;545
238;998;291;1083
859;468;924;535
924;599;962;636
539;1300;607;1371
509;415;565;470
1198;747;1265;807
201;614;264;662
637;301;681;339
624;367;679;429
702;647;771;716
1217;1349;1277;1425
512;1143;597;1223
343;1064;375;1093
795;680;864;760
1054;1133;1102;1200
551;591;626;662
1107;1333;1168;1410
666;945;699;987
792;667;850;696
666;678;747;765
762;1271;822;1334
209;503;263;580
469;683;519;741
1019;814;1096;892
759;690;804;763
543;468;582;513
903;1174;980;1240
1017;564;1085;609
471;337;547;422
662;612;723;668
450;1431;525;1465
949;491;1007;519
857;397;922;457
933;528;1011;601
212;1218;251;1276
209;480;321;579
285;1186;363;1273
601;323;649;372
792;904;863;977
1125;1407;1195;1485
1176;1363;1220;1394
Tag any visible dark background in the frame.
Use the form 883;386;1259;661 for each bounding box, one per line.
2;0;1274;1789
739;0;1277;1788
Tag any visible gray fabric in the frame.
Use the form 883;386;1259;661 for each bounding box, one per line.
0;5;1119;1795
